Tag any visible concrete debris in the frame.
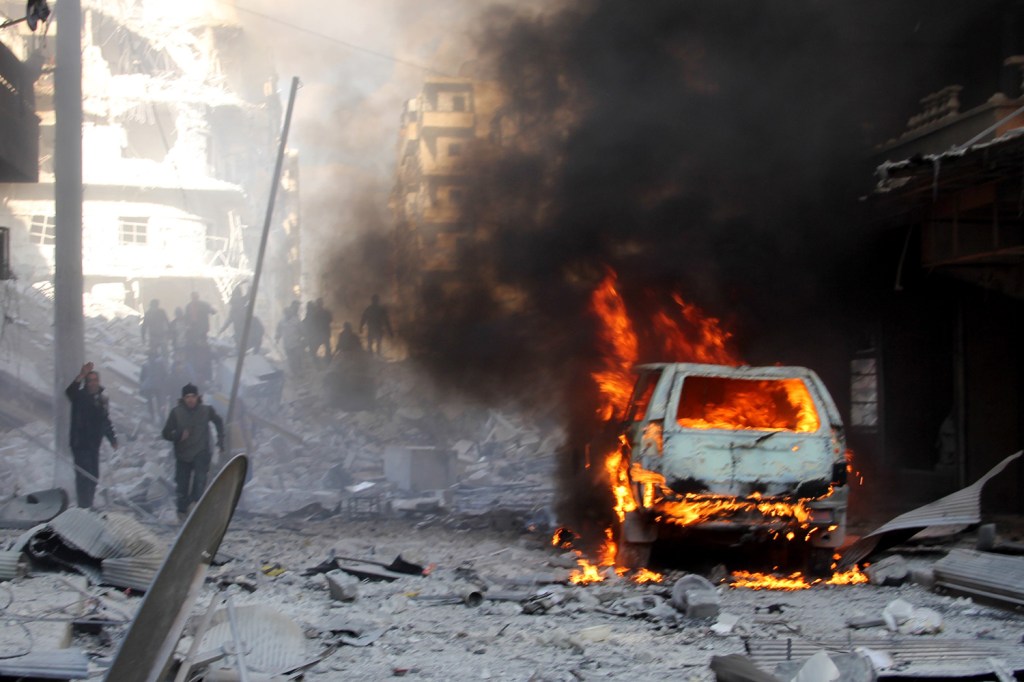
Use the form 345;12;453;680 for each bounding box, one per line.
710;653;780;682
933;548;1024;608
882;598;943;634
0;489;68;529
325;569;360;602
863;554;909;586
670;573;721;619
776;650;876;682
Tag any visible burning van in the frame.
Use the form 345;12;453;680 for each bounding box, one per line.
613;362;848;573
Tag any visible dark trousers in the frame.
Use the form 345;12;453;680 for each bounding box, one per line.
71;446;99;508
174;451;211;513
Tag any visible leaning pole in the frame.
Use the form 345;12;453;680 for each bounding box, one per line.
222;76;300;468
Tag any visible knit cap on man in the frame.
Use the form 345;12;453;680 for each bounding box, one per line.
181;383;199;397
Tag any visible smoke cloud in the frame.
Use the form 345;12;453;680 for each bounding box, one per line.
240;0;1009;531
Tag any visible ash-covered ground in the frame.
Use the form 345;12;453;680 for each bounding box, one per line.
1;281;1023;680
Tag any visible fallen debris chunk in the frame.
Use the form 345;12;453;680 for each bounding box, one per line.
709;653;780;682
670;574;720;619
0;489;68;529
325;569;360;601
864;555;909;586
0;649;90;680
775;651;876;682
933;548;1024;608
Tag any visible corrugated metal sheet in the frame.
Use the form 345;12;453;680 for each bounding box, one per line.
49;508;161;559
0;549;27;580
200;604;308;675
840;451;1022;567
9;522;47;553
0;648;90;679
746;637;1024;678
933;548;1024;607
101;555;164;592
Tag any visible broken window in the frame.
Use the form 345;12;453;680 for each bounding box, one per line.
626;369;663;421
676;376;820;433
448;142;462;157
449;188;464;206
29;215;55;246
452;96;466;112
850;356;879;428
118;217;148;245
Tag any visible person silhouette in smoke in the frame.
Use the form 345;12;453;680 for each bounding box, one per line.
359;294;393;357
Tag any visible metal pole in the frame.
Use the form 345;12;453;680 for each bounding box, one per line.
222;76;299;465
53;0;84;491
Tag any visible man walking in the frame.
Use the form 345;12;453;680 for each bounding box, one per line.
140;299;171;359
65;362;118;508
161;383;224;520
359;294;393;356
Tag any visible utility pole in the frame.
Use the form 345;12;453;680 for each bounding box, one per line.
53;0;83;489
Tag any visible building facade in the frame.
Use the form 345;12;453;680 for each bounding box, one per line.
0;0;299;320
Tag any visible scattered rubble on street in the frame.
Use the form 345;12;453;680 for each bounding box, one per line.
1;285;1023;680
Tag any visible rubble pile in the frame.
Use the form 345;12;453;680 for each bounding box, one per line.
0;282;562;526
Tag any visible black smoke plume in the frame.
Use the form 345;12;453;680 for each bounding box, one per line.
388;0;1005;533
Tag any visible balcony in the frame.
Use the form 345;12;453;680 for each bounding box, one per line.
420;110;475;131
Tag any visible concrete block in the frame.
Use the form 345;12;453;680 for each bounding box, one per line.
384;445;456;492
865;555;908;586
671;573;721;618
326;570;360;602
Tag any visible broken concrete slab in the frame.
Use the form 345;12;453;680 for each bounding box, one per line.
670;573;720;619
775;651;876;682
325;569;360;602
864;554;909;586
709;654;780;682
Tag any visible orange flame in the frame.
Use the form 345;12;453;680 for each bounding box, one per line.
730;563;869;590
591;271;639;421
589;271;740;422
677;378;820;432
652;294;738;365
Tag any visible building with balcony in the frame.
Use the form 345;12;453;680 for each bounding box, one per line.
0;0;299;321
392;76;504;296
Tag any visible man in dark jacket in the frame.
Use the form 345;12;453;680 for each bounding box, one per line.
66;362;118;508
161;383;224;519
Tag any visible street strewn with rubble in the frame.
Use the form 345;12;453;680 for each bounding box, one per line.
1;282;1023;681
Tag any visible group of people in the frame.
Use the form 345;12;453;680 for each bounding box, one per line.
67;363;222;520
274;293;393;374
66;290;397;519
138;292;221;425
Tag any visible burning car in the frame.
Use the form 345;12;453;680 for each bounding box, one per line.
613;362;848;573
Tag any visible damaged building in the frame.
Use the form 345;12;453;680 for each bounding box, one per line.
391;74;507;307
858;61;1024;520
0;0;300;326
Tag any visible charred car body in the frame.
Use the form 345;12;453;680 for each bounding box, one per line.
614;362;848;573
